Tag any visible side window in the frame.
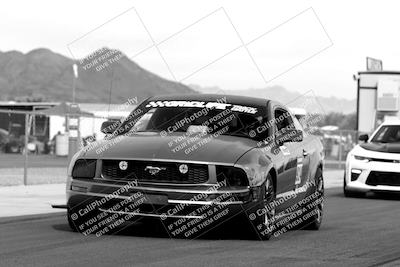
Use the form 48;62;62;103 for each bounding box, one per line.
291;114;304;131
274;108;294;133
373;126;388;142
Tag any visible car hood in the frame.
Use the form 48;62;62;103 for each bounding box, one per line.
82;132;258;164
360;142;400;153
350;144;400;160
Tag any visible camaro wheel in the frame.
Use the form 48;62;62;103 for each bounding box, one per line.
251;174;276;240
303;167;324;230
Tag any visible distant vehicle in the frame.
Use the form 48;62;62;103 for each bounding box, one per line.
5;137;23;153
344;120;400;196
66;94;324;239
1;122;45;154
2;122;24;153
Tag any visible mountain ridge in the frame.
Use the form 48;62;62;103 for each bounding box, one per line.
189;84;356;114
0;47;196;103
0;47;356;114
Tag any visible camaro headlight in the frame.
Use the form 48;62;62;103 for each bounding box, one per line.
72;159;97;179
354;155;370;162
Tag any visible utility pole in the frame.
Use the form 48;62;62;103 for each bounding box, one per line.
72;64;78;103
23;114;30;186
68;64;79;164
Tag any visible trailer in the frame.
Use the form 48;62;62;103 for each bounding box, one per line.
356;71;400;133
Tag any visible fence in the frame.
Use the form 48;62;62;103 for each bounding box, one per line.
320;129;361;169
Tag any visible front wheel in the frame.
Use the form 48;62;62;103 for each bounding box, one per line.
67;208;79;232
302;167;324;230
250;174;276;240
67;204;101;234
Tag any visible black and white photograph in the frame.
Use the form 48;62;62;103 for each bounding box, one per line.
1;1;400;266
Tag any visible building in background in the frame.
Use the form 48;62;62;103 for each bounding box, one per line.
356;71;400;133
0;102;136;154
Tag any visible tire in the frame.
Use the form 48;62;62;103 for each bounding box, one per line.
343;174;365;198
302;167;324;230
68;203;124;235
67;205;101;234
67;208;79;232
250;174;276;240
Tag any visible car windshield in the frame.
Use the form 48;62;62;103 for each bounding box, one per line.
115;100;267;140
371;125;400;143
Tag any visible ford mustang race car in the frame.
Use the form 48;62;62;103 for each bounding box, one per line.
344;120;400;197
66;94;324;239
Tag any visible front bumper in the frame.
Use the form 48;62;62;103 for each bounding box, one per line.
345;158;400;192
67;178;257;220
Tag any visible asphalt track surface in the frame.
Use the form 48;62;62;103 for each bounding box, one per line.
1;187;400;267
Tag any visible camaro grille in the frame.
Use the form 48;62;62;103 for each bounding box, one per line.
369;158;400;163
366;171;400;186
101;160;208;184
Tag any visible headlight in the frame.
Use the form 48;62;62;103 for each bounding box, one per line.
68;150;84;176
216;166;249;186
354;155;370;162
72;159;97;179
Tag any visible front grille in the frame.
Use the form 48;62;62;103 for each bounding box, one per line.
370;158;400;163
102;160;208;184
366;171;400;186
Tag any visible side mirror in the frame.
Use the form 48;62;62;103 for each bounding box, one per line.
101;120;120;134
276;129;303;146
358;134;369;142
290;129;303;142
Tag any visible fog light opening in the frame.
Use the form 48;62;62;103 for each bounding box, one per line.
351;169;362;181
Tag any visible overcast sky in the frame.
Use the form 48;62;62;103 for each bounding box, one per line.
1;0;399;100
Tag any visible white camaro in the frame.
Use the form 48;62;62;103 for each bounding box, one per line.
344;120;400;197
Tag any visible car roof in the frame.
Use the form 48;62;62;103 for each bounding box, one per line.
381;119;400;126
289;107;307;115
148;94;272;107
